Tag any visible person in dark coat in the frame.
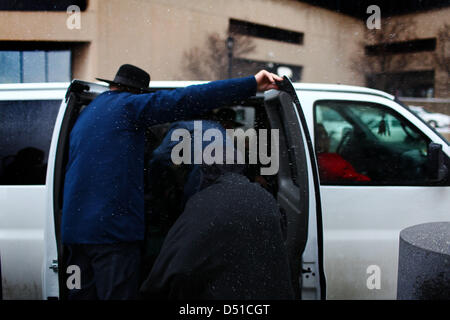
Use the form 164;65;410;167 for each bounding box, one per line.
140;119;294;300
62;64;282;300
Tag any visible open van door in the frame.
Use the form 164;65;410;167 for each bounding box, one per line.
42;78;325;300
264;78;326;299
42;81;107;299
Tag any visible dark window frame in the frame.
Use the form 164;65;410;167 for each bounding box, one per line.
299;1;450;18
365;38;437;56
0;0;87;11
229;19;304;45
366;69;435;98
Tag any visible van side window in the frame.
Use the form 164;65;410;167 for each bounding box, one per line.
0;100;60;185
314;100;430;185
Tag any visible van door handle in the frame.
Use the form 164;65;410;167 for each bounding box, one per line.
49;260;58;273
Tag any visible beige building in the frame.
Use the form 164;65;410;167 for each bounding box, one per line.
0;0;364;84
0;0;448;99
362;7;450;99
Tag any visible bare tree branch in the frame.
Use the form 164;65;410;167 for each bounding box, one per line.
182;32;256;80
351;17;422;91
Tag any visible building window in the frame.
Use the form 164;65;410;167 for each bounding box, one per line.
229;19;304;45
0;50;71;83
0;0;87;11
365;38;437;55
367;70;435;98
232;58;302;82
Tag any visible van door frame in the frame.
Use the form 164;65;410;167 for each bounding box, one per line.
45;81;106;299
264;77;326;299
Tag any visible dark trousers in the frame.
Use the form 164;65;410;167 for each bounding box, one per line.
65;242;141;300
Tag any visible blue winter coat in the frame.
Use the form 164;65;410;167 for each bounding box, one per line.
62;76;256;244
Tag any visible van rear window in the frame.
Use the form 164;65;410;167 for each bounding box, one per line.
0;99;60;185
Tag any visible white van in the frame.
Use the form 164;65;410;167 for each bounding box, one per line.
1;79;449;300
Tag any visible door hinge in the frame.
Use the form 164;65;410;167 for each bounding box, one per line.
302;267;313;274
49;259;58;273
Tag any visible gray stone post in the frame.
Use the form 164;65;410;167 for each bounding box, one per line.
397;222;450;299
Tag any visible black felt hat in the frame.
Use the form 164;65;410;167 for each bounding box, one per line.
215;108;244;127
96;64;151;92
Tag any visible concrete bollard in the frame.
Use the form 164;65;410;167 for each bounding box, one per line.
397;222;450;299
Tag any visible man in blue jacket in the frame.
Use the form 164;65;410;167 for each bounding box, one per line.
62;64;282;299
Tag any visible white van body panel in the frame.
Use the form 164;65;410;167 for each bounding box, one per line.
0;83;66;299
0;186;46;299
294;88;450;299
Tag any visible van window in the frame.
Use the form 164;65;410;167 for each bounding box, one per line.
314;100;430;185
0;100;60;185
